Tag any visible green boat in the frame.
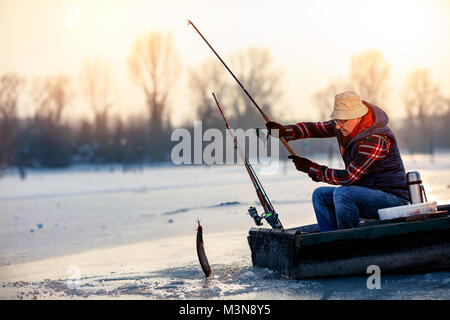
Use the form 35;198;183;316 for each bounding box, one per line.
247;204;450;279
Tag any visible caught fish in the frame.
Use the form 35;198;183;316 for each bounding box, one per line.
196;220;212;277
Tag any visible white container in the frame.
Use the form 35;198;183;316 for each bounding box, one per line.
378;201;437;221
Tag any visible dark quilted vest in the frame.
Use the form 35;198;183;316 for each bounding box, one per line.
337;102;409;201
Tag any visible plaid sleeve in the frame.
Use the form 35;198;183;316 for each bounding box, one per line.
308;134;391;185
283;121;336;141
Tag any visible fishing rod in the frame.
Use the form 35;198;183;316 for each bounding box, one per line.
188;20;297;157
212;92;283;230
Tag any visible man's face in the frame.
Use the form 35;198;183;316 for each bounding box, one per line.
334;118;361;136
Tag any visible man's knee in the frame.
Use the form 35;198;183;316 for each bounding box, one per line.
332;186;361;228
333;186;354;203
312;187;336;211
313;187;331;201
333;186;357;214
312;188;324;208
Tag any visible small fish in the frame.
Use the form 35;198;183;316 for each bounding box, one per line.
196;220;212;277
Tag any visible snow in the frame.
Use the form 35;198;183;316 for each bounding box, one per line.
0;153;449;299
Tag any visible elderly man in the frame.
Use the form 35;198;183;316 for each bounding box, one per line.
266;91;409;231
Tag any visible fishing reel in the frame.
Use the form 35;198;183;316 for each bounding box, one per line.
248;206;283;230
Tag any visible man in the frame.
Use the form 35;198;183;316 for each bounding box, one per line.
266;91;409;231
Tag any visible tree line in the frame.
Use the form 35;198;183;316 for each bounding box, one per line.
1;32;449;176
0;31;179;176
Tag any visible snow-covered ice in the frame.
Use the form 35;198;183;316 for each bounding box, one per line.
0;153;449;299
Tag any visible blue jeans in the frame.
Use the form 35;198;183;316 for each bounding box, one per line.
312;186;409;231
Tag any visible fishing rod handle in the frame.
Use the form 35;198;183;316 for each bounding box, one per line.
281;137;296;156
262;113;296;156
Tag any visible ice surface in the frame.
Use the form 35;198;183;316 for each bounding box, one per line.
0;153;449;299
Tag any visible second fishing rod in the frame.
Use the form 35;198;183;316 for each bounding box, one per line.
212;92;283;230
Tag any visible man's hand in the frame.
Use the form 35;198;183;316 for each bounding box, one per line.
265;121;288;137
288;155;312;173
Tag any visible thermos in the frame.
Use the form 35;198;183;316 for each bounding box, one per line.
407;171;427;204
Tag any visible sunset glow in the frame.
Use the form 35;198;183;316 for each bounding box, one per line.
0;0;449;123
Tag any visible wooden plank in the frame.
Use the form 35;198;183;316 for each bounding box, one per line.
296;215;450;248
289;243;450;279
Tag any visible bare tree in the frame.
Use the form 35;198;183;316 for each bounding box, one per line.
189;47;283;129
29;75;73;167
403;68;443;154
187;47;284;163
229;46;284;128
188;57;231;129
128;30;181;137
80;55;113;146
0;73;22;171
32;74;72;125
441;97;450;148
349;49;390;108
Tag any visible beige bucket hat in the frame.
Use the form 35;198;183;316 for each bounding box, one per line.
330;91;369;120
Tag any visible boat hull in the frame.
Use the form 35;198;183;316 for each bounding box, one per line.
247;204;450;279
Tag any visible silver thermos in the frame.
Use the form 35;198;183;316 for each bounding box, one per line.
407;171;427;204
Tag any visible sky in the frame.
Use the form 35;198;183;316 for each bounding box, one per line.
1;0;449;125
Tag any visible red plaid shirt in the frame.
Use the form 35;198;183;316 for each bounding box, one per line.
283;121;391;185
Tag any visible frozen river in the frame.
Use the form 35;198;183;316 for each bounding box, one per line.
0;153;449;299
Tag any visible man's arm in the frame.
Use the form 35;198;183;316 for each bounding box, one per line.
283;121;337;141
308;134;391;185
